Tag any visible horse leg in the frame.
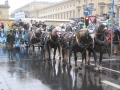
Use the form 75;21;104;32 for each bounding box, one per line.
93;49;98;70
53;47;57;61
87;51;91;66
68;49;72;68
79;53;84;70
58;44;62;60
73;51;77;69
48;45;51;61
99;53;103;71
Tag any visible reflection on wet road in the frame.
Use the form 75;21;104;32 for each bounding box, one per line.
0;46;120;90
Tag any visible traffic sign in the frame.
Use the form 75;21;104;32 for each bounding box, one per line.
84;8;90;16
88;8;96;11
89;16;96;23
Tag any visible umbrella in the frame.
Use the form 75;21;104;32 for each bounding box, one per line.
0;21;5;24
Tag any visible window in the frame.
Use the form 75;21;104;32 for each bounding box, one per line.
100;6;104;15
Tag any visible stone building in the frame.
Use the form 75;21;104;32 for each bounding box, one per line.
0;4;10;20
38;0;120;19
11;0;120;23
10;1;54;18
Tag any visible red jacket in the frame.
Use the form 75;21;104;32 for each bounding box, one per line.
107;34;111;44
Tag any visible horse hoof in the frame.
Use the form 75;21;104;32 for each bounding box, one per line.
79;67;82;70
99;66;102;71
94;67;98;71
59;57;61;60
75;68;78;73
68;65;72;68
62;64;66;67
53;60;56;64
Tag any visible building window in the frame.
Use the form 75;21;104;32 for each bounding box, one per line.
100;6;104;15
64;13;65;19
73;10;75;17
67;12;68;19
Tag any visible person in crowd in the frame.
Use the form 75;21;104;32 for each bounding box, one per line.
38;21;42;28
24;22;29;30
6;30;15;53
107;33;111;53
0;26;3;37
13;24;18;37
41;20;47;32
1;23;4;33
19;24;25;39
29;20;33;31
113;31;119;55
19;19;23;27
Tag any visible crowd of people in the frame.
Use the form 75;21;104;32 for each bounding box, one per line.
0;18;120;55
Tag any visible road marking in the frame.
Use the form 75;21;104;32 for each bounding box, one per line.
90;63;120;74
77;58;118;62
101;80;120;89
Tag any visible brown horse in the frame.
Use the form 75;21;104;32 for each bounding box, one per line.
59;32;74;65
87;24;108;70
41;29;61;61
69;29;93;69
28;28;42;53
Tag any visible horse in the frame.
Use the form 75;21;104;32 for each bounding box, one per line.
69;29;93;69
87;24;109;70
27;28;42;53
59;31;75;66
47;25;55;32
41;29;61;61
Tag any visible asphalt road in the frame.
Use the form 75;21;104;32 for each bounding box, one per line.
0;44;120;90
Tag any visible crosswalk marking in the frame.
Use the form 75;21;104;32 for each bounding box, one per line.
101;80;120;89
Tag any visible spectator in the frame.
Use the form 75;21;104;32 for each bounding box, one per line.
113;31;119;55
1;23;4;33
0;26;3;37
13;24;18;36
107;33;111;52
6;30;15;53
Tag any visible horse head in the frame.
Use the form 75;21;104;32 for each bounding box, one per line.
76;28;93;48
35;28;42;38
49;29;59;44
97;24;106;40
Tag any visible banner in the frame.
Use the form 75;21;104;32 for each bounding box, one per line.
111;0;114;12
15;11;25;19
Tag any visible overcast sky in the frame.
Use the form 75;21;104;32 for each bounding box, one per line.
0;0;62;14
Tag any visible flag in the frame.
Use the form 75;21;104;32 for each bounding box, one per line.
111;0;114;12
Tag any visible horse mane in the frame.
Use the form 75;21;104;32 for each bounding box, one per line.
76;28;88;43
97;24;105;32
51;29;57;36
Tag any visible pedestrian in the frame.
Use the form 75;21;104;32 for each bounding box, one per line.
6;30;15;53
107;33;111;53
12;24;18;37
0;26;3;37
1;23;4;33
113;31;119;55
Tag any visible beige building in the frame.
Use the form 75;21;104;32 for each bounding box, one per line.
10;1;54;18
11;0;120;23
38;0;120;20
0;4;10;20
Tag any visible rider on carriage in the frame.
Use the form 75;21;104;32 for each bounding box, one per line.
87;19;101;48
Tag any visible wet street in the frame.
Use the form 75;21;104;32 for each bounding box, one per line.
0;44;120;90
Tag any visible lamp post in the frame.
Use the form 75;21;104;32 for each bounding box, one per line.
110;0;114;57
86;0;88;8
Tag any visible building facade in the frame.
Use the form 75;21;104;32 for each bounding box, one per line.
11;0;120;23
38;0;120;19
0;4;10;20
10;1;54;18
